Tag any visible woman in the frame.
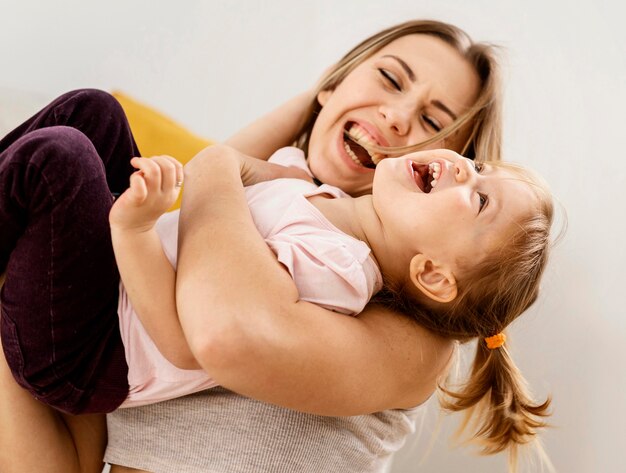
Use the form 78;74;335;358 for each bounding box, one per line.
0;19;509;473
106;20;508;473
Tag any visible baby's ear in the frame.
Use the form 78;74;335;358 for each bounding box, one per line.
409;254;458;303
317;89;332;106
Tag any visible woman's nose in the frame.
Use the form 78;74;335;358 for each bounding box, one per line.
379;102;412;136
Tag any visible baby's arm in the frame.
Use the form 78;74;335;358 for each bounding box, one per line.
109;156;200;370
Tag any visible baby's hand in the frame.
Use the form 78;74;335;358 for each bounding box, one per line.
109;156;184;233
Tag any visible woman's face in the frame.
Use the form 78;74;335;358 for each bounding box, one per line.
308;34;480;196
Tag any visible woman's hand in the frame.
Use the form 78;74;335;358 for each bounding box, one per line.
109;156;183;233
185;144;312;187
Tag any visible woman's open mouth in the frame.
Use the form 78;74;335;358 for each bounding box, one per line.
342;122;386;169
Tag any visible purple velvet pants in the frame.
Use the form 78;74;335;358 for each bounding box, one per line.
0;89;137;414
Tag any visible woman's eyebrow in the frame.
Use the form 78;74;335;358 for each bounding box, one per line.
382;55;416;81
433;100;457;121
382;54;457;121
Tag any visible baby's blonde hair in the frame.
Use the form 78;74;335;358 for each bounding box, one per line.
295;19;502;162
377;162;555;471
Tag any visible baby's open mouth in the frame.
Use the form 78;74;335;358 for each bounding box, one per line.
410;161;441;193
343;122;386;169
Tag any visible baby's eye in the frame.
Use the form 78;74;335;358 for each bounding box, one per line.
473;162;485;173
478;193;488;213
378;69;401;91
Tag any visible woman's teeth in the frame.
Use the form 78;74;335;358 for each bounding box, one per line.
343;141;365;166
344;123;385;166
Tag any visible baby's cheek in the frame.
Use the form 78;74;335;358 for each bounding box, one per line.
446;194;473;228
452;193;472;212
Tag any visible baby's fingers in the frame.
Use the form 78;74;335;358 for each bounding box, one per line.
167;156;184;191
152;155;183;192
126;172;148;204
130;157;162;192
133;156;183;192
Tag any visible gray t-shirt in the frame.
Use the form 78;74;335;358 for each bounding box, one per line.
105;387;423;473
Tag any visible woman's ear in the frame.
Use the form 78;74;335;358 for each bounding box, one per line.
409;254;458;303
317;89;332;106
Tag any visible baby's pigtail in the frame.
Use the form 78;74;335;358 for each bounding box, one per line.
439;334;551;471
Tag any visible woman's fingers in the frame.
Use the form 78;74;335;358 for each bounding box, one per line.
285;166;314;183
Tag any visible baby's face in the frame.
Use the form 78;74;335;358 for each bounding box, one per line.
371;149;540;276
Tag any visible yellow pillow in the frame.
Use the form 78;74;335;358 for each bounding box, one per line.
112;91;213;210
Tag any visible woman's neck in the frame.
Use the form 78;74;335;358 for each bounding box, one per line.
307;194;405;280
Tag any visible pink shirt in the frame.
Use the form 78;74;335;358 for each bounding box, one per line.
117;148;383;407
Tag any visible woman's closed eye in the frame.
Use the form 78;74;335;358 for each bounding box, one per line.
422;114;442;132
379;68;401;91
379;67;442;132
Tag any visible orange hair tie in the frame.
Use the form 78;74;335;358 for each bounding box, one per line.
485;333;506;349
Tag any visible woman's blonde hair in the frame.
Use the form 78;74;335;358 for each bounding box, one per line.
295;19;502;162
376;162;555;471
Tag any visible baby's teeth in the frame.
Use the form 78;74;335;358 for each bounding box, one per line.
431;178;438;188
429;162;441;180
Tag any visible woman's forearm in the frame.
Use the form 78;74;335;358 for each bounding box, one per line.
176;154;297;351
176;151;453;415
223;91;314;159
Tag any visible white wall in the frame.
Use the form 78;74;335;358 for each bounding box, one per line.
1;1;624;472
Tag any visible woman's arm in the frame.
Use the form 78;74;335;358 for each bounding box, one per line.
110;156;199;369
224;91;314;159
176;148;454;416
